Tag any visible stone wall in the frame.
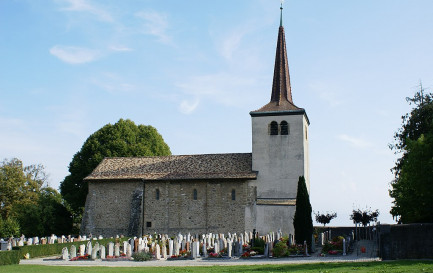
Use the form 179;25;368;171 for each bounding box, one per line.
144;180;254;235
81;180;143;237
379;223;433;260
82;179;255;237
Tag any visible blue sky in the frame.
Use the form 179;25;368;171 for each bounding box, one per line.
1;0;433;226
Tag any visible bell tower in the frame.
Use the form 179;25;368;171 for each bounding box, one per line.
249;4;310;235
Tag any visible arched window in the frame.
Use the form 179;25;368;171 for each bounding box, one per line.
156;189;160;200
280;121;289;135
269;121;278;135
231;189;236;201
193;189;197;200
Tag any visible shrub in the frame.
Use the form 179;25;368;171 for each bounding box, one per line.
251;246;264;254
132;251;153;261
272;241;288;257
0;250;20;265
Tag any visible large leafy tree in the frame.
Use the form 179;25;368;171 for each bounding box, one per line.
0;158;46;218
293;176;313;247
389;87;433;223
60;119;171;217
0;158;71;236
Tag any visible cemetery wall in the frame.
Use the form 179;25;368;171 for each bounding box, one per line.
379;223;433;260
315;226;354;239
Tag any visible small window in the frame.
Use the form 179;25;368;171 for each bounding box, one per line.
269;121;278;135
156;189;160;200
146;222;152;228
280;121;289;135
231;189;236;201
193;189;197;200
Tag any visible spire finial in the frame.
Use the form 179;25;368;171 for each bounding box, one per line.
280;0;284;27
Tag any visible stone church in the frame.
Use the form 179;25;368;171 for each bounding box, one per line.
81;9;310;237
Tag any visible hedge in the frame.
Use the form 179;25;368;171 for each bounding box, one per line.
5;237;129;265
0;250;20;265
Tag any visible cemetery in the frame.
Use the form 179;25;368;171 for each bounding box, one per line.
0;228;369;266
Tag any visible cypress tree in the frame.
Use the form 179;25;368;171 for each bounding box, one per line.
293;176;313;248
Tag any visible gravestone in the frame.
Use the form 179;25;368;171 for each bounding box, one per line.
202;241;207;257
192;241;198;258
343;239;346;256
114;243;120;257
126;243;132;259
155;244;161;260
227;240;232;258
91;247;98;259
168;240;173;257
108;242;114;257
86;241;92;255
79;244;85;256
100;245;106;259
27;238;33;246
62;247;69;260
70;245;77;258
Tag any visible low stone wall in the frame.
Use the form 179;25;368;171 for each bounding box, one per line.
379;223;433;260
314;226;355;239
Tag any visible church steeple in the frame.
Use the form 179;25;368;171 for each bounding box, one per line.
271;12;293;104
251;4;301;113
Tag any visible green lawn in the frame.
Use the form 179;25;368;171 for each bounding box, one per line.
1;261;433;273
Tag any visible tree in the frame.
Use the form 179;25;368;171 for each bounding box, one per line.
0;158;47;219
314;211;337;226
389;86;433;223
0;217;20;238
350;208;379;240
60;119;171;217
293;176;313;248
12;187;72;237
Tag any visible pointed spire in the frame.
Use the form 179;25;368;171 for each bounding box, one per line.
251;3;302;114
271;4;293;105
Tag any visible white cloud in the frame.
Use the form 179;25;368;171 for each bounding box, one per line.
59;0;113;22
135;10;170;43
176;72;258;111
109;45;133;52
219;30;245;61
49;45;101;64
90;72;136;94
338;134;373;148
179;98;200;114
308;82;344;107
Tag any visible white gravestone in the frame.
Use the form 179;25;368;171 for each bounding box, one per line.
70;245;77;258
62;247;69;260
100;245;106;259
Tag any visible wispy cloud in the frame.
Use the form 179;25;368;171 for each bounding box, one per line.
90;72;136;94
179;98;200;114
309;82;344;107
109;45;133;52
135;10;170;43
338;134;373;148
59;0;113;22
49;45;101;64
175;72;259;114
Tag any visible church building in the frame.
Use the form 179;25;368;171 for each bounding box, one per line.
81;7;310;237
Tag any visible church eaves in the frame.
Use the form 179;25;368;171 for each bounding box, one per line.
251;5;305;116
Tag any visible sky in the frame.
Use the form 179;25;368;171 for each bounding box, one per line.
1;0;433;227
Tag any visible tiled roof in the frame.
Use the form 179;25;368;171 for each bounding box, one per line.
85;153;257;181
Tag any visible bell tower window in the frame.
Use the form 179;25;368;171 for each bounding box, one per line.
269;121;278;135
280;121;289;135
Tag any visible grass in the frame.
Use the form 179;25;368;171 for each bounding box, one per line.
1;260;433;273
